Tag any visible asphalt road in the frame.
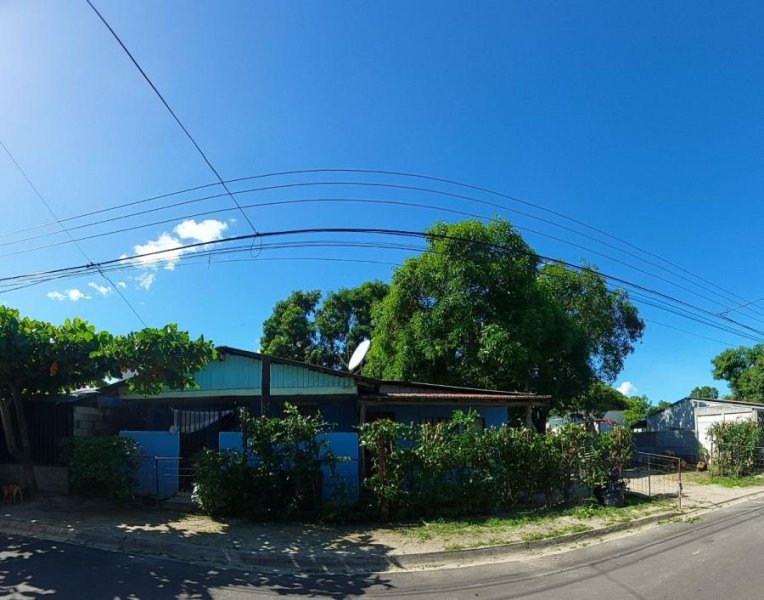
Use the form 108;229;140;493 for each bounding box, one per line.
2;499;763;599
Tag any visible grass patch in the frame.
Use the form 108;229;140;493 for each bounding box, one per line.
398;495;669;543
698;475;763;488
683;470;764;487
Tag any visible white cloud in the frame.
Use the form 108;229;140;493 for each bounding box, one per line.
88;282;113;297
125;218;229;275
133;232;185;271
617;381;639;397
175;218;228;243
67;289;90;302
136;272;156;290
47;289;91;302
117;281;127;289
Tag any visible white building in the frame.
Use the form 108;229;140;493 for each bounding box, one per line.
644;397;764;454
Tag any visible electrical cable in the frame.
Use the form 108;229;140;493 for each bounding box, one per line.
0;138;147;327
85;0;258;236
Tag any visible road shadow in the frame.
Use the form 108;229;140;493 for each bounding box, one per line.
1;495;398;598
0;533;395;599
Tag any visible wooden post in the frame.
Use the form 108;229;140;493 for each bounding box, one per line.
525;404;534;429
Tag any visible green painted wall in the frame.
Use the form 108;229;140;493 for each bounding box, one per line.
121;353;357;399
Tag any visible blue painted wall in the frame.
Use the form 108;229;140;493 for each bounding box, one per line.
218;431;359;500
120;431;180;498
366;405;507;428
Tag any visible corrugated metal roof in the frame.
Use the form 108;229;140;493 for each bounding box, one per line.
382;392;542;400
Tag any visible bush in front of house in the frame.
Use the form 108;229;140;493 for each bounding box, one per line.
192;404;339;521
359;416;633;521
64;436;140;502
707;420;762;478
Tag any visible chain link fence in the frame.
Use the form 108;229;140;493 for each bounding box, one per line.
624;451;683;509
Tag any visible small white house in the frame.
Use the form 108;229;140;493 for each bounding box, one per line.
645;397;764;453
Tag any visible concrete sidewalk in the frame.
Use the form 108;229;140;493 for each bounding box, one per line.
1;481;761;574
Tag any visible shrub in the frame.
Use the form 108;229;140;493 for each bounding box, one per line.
358;418;413;520
708;420;762;478
359;415;631;521
64;436;140;502
192;404;339;521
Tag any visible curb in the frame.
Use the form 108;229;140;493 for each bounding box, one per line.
682;487;764;513
0;508;681;574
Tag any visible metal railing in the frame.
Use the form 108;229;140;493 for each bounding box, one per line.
624;451;683;509
134;456;195;499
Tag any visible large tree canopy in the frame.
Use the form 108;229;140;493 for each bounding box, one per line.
538;262;644;384
259;282;389;369
260;219;644;430
0;306;216;493
365;220;585;393
363;219;643;428
712;345;764;401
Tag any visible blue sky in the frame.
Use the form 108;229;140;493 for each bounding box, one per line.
1;1;763;403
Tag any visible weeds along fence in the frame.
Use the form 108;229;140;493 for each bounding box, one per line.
624;452;683;509
710;445;764;478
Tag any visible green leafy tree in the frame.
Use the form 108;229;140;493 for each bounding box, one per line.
260;283;388;369
315;281;389;369
647;400;671;416
566;381;629;431
712;345;764;402
538;262;644;384
623;394;651;427
259;290;321;363
689;385;720;400
365;219;642;430
366;220;588;392
0;307;215;494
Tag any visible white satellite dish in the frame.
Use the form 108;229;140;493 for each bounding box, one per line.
348;339;371;372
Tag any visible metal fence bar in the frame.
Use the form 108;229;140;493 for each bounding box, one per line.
133;456;195;500
625;451;682;508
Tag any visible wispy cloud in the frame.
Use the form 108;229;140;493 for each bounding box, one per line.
617;381;639;397
47;288;91;302
136;272;156;290
124;219;229;286
88;282;113;297
116;281;127;289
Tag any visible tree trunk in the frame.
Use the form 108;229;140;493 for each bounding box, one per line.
2;394;38;496
0;401;23;461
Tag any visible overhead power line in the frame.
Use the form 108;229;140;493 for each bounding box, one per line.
84;0;258;236
5;167;762;322
1;226;763;344
0;179;756;321
0;138;147;327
